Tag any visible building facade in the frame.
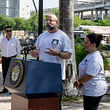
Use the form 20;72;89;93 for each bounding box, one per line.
0;0;30;19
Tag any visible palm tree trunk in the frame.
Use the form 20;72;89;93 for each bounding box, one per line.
59;0;78;96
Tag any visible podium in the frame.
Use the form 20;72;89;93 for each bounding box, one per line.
4;58;63;110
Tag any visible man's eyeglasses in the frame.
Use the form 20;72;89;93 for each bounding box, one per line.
6;30;12;32
45;19;56;22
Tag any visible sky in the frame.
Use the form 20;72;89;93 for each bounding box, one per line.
30;0;59;11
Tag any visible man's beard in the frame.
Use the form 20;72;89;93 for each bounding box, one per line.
46;24;55;31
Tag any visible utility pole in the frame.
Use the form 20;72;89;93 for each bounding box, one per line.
38;0;43;35
32;0;43;35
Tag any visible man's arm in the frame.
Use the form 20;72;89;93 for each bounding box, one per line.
57;51;72;59
45;47;72;59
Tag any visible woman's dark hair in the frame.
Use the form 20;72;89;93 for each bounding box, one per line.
86;33;103;47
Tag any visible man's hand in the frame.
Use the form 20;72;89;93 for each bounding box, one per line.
29;49;39;57
45;45;72;59
45;45;59;56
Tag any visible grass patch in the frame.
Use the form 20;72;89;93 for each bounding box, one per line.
62;95;83;103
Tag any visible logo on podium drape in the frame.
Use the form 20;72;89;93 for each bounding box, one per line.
9;60;24;88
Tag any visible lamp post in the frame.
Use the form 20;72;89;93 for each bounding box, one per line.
38;0;43;35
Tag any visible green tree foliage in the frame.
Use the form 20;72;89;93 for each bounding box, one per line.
43;15;46;31
97;19;110;26
75;44;88;73
103;19;110;26
0;15;16;30
28;13;38;32
82;29;91;35
5;18;16;28
24;13;46;32
81;19;110;26
75;38;88;73
1;9;110;32
52;8;59;18
103;55;109;70
23;19;32;31
0;15;7;30
100;44;109;70
81;19;96;26
0;15;25;31
95;19;105;26
75;37;83;44
74;15;82;28
14;18;25;30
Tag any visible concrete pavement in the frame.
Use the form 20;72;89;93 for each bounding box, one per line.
63;102;110;110
0;93;11;110
62;95;110;110
0;92;110;110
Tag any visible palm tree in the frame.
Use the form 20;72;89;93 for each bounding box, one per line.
59;0;78;96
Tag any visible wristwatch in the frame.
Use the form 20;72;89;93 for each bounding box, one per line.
57;51;61;56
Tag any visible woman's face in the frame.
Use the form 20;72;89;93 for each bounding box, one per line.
84;36;94;52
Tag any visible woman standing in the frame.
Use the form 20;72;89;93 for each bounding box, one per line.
74;33;108;110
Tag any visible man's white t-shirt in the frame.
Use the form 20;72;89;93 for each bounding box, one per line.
36;29;72;80
79;51;108;96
